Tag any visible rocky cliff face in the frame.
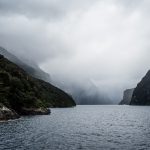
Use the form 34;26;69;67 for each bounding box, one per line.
0;54;75;120
119;88;134;105
130;70;150;105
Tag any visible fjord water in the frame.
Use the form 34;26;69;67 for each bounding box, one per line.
0;106;150;150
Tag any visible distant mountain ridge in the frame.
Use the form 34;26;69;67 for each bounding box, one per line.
68;84;112;105
0;46;51;82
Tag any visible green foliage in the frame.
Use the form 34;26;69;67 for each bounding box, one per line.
0;56;76;114
0;96;10;107
0;71;10;86
11;77;24;90
0;103;3;108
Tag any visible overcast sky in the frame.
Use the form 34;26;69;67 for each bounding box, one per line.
0;0;150;103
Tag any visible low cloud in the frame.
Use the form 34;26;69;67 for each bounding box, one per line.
0;0;150;103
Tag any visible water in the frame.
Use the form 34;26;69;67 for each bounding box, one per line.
0;105;150;150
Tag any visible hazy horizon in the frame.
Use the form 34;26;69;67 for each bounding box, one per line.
0;0;150;104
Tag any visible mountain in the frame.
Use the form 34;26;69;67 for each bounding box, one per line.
70;85;112;105
0;46;51;82
0;54;76;120
119;88;134;105
130;70;150;105
74;89;111;105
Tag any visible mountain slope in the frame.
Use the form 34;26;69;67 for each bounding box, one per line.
130;70;150;105
0;46;51;82
0;54;76;116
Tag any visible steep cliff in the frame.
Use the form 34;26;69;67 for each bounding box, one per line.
119;88;134;105
130;70;150;105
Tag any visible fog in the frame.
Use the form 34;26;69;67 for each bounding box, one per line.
0;0;150;104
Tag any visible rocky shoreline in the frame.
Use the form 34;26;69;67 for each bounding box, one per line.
20;107;51;115
0;104;19;121
0;104;50;121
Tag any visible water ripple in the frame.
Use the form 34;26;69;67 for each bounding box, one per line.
0;105;150;150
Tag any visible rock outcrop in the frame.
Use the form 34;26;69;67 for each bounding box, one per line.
119;88;134;105
130;70;150;105
0;104;19;120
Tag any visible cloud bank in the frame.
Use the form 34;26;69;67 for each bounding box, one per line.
0;0;150;103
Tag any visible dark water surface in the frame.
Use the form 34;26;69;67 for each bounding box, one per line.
0;105;150;150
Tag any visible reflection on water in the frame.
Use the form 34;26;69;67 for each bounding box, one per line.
0;105;150;150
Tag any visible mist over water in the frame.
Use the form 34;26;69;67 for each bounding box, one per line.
0;106;150;150
0;1;150;149
0;0;150;104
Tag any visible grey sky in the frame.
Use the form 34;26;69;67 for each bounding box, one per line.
0;0;150;103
